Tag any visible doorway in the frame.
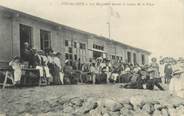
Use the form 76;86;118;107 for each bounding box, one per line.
133;53;137;65
19;24;32;57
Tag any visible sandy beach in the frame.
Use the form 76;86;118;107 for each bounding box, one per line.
0;84;184;116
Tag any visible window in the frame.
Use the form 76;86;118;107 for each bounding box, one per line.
142;54;145;65
69;54;73;60
133;53;137;65
65;53;69;59
74;54;77;60
65;40;68;46
74;42;77;48
93;44;104;51
80;43;86;49
40;30;51;51
112;55;115;59
69;47;72;53
65;53;73;60
127;52;131;63
20;24;33;57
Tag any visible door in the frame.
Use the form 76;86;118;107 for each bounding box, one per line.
19;24;32;57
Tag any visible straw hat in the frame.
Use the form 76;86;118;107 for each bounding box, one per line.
13;56;20;60
65;60;69;64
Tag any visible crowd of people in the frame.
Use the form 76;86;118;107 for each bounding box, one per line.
4;42;184;98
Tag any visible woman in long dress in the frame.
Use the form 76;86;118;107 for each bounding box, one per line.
53;52;63;85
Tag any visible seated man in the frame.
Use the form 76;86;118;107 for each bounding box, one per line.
102;59;112;84
63;60;74;84
110;66;119;84
120;69;164;91
119;64;132;83
81;63;91;83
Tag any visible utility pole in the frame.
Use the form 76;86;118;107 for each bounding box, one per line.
107;22;111;40
107;22;116;60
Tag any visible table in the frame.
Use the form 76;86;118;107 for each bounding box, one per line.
21;68;41;86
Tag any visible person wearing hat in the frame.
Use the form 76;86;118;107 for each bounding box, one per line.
169;69;184;98
22;42;34;67
164;63;173;84
120;66;164;91
89;62;97;84
49;52;62;85
34;50;45;82
63;59;73;84
54;52;64;85
119;64;131;83
102;59;112;83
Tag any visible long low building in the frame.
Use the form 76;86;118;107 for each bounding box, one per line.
0;6;151;67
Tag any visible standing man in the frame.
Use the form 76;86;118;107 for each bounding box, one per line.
63;60;73;84
159;61;165;84
22;42;34;67
164;63;173;84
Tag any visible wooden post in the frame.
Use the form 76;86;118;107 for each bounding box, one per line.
3;71;9;89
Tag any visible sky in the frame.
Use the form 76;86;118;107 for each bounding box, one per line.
0;0;183;58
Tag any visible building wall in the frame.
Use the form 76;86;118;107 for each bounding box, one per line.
0;13;65;66
88;36;107;59
0;11;13;67
11;15;60;51
62;29;88;64
0;9;150;67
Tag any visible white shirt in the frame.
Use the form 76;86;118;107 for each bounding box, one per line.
169;75;184;98
53;57;61;70
41;55;49;65
159;64;165;77
47;56;54;64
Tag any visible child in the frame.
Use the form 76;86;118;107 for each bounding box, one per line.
9;56;22;85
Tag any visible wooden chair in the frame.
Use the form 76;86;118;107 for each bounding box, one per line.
0;68;14;89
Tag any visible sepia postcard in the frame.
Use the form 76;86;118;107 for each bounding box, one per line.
0;0;184;116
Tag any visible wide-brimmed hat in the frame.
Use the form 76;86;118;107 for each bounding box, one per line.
55;52;61;56
13;56;20;60
172;69;184;76
37;50;44;55
65;60;69;64
151;57;157;62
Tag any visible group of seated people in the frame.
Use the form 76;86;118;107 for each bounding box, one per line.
0;42;64;86
63;56;164;91
0;42;164;91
